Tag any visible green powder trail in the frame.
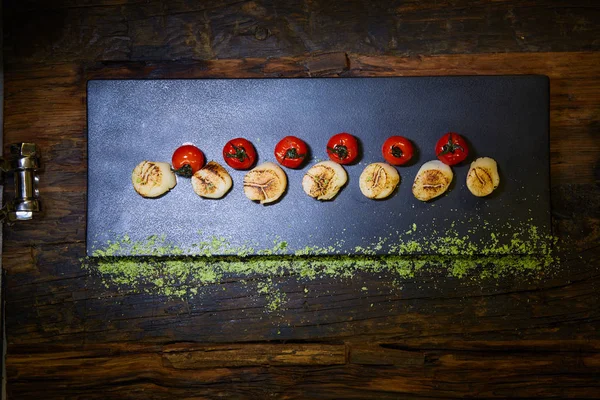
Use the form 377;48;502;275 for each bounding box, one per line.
82;222;559;309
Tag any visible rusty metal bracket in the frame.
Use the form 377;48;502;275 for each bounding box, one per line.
0;143;41;224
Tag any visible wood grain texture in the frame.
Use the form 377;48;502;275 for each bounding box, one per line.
5;341;600;398
3;0;600;63
3;0;600;397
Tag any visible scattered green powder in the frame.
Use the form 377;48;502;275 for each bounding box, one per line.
257;278;288;312
83;221;560;311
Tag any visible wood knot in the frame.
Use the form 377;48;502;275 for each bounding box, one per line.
254;26;270;41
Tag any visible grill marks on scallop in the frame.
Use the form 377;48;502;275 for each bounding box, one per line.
244;171;279;200
302;161;347;200
139;161;161;186
305;165;336;198
412;160;453;201
243;162;287;204
131;161;177;198
192;161;232;199
359;162;400;199
466;157;500;197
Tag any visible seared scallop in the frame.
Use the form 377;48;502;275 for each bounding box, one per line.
466;157;500;197
359;162;400;199
302;161;348;200
243;162;287;204
412;160;453;201
132;161;177;198
191;161;233;199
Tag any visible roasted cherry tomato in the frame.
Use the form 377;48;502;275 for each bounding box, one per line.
172;144;205;177
435;132;469;166
382;136;414;166
274;136;308;169
222;138;257;170
326;132;359;165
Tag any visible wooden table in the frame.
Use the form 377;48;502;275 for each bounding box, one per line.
3;1;599;398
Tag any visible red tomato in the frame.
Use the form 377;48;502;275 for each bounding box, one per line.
222;138;257;170
172;144;205;177
274;136;308;169
326;132;359;164
435;132;469;166
382;136;414;166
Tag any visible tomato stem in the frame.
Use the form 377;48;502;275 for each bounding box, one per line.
438;133;465;156
391;145;404;158
172;163;194;178
283;148;305;160
225;144;248;161
327;145;349;160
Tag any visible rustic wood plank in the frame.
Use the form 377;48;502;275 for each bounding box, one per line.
349;343;425;366
162;343;346;368
552;184;600;252
6;341;600;399
4;0;600;64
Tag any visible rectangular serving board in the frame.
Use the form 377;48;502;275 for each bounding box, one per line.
87;76;550;256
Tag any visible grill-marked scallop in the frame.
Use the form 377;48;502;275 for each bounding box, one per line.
302;161;348;200
243;162;287;204
466;157;500;197
412;160;453;201
132;161;177;198
359;162;400;199
191;161;233;199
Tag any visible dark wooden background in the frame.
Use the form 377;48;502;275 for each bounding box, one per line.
3;1;600;398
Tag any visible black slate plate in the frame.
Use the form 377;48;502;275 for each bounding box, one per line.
86;76;550;256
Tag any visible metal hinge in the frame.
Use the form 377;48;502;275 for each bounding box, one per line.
1;143;41;224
